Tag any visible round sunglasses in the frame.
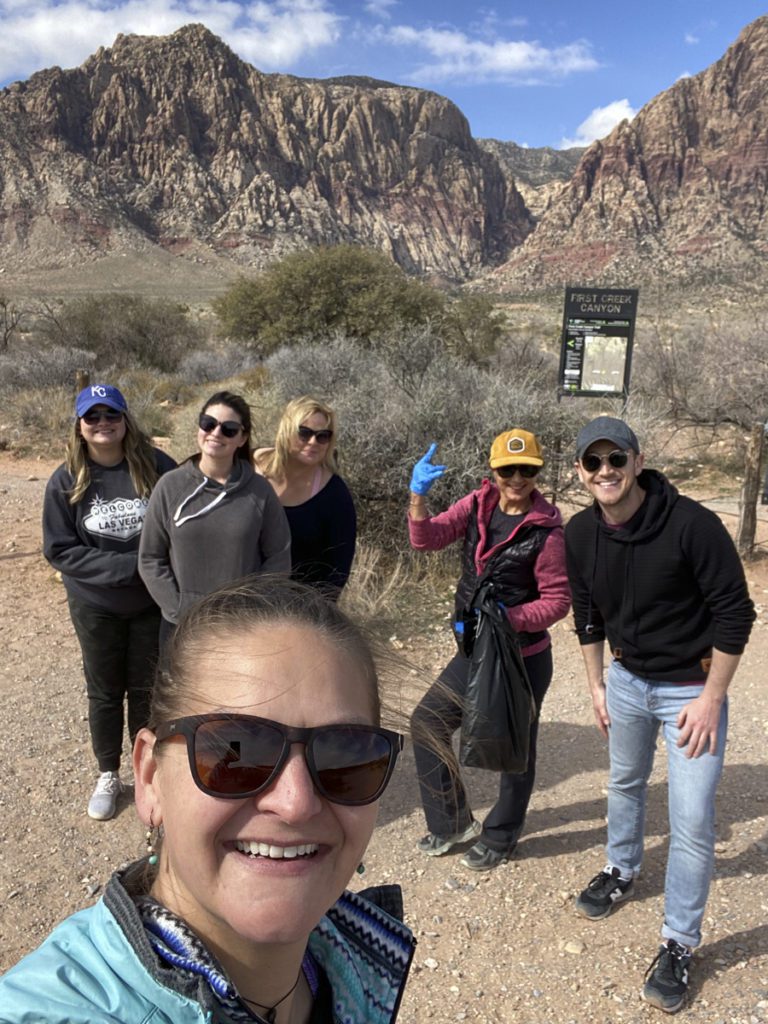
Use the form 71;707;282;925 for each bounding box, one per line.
581;450;630;473
199;413;243;439
82;408;124;425
496;463;540;479
154;714;404;806
298;425;333;445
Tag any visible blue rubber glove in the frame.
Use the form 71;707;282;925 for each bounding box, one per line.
410;443;447;495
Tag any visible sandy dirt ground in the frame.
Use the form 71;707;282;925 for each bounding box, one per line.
1;452;767;1023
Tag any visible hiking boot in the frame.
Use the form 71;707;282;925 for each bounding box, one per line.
87;771;124;821
417;819;481;857
460;840;515;872
575;865;634;919
642;939;692;1013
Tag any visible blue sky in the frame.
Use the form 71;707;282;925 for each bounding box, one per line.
0;0;765;148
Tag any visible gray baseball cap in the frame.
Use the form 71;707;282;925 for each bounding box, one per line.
575;416;639;460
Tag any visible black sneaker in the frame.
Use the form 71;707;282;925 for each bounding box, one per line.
642;940;692;1013
460;840;515;872
417;820;481;857
575;866;634;919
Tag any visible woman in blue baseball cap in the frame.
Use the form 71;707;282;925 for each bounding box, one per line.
43;384;177;821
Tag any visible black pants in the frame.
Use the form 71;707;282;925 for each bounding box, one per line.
67;594;161;772
411;645;553;852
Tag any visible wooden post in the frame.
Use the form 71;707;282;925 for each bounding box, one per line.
75;369;90;393
736;421;764;559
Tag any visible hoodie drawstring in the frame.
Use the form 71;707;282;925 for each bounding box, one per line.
173;478;227;526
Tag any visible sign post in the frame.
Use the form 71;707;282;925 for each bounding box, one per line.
557;287;639;399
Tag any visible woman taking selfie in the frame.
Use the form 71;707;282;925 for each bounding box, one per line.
408;428;570;872
255;396;356;599
140;391;291;642
0;577;413;1022
42;384;176;821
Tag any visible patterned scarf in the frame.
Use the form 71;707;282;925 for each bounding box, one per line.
135;895;319;1023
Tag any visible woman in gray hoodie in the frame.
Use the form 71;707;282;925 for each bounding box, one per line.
139;391;291;645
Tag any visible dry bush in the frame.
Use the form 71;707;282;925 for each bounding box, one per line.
0;344;95;393
264;325;589;554
339;543;410;623
177;347;263;384
0;386;73;455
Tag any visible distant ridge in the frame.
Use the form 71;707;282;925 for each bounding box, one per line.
0;16;767;291
493;14;768;289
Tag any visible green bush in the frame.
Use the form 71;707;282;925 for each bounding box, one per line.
213;245;447;354
38;295;203;373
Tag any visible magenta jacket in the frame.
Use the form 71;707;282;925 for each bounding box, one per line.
409;479;571;656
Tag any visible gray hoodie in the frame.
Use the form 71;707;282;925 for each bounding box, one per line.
138;457;291;623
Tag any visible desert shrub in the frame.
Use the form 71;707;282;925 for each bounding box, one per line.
0;386;73;455
38;295;203;373
0;345;95;393
265;324;586;555
177;346;264;384
213;245;447;354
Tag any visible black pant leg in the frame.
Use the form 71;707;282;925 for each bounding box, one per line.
67;594;130;773
411;651;474;837
481;646;553;851
125;605;161;744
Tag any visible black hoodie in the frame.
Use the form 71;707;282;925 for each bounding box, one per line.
565;469;754;682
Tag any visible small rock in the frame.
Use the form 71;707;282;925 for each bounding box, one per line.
565;940;586;955
423;957;439;971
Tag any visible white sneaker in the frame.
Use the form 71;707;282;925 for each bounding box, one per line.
87;772;124;820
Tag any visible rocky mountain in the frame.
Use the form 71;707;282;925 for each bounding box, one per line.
1;17;767;292
0;25;532;283
494;15;768;290
477;139;584;221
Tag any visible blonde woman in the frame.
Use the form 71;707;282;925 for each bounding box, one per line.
43;384;176;821
255;396;357;598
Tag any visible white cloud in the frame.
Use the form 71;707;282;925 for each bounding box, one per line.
0;0;342;84
364;0;397;18
559;98;637;148
684;32;699;45
386;24;597;83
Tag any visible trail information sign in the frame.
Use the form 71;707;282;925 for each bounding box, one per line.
558;287;639;397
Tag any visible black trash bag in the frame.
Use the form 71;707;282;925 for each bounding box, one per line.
459;588;536;774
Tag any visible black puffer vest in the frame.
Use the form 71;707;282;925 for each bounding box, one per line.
454;495;548;649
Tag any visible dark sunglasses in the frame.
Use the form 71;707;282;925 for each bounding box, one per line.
496;464;540;479
199;413;243;438
581;450;630;473
154;714;404;806
298;425;333;445
82;408;124;425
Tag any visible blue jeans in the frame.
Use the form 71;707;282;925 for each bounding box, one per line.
605;661;727;948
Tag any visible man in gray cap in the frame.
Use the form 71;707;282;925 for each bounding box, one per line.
565;415;754;1013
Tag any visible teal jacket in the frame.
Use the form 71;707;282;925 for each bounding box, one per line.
0;864;415;1023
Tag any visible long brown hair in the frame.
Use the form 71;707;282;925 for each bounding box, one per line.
65;408;159;505
196;391;253;463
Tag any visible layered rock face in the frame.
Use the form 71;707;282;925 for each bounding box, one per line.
1;17;767;289
0;25;532;280
494;15;768;288
478;139;583;221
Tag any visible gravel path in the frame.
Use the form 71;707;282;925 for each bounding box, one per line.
1;454;767;1023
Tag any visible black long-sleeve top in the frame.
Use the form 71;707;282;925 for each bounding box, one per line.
284;474;357;597
565;469;754;682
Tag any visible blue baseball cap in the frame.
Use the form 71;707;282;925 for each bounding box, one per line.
75;384;128;418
